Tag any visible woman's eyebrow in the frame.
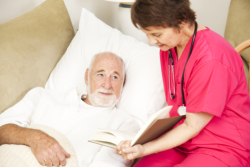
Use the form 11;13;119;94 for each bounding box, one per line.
151;32;161;35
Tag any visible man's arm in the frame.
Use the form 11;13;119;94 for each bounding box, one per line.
0;124;37;146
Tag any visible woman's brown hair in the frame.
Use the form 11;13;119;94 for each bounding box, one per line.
131;0;196;30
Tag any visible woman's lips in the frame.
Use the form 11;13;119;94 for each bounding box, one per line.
158;44;165;48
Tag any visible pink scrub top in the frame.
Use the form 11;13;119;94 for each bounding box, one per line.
160;27;250;167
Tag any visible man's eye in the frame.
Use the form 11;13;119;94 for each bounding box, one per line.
113;76;118;79
98;74;104;77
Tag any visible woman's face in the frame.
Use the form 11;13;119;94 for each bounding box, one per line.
141;26;185;51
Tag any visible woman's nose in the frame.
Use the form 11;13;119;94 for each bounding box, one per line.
148;37;157;45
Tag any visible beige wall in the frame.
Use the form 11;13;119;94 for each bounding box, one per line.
190;0;231;37
0;0;230;37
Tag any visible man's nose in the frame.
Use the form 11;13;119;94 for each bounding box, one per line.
103;77;112;89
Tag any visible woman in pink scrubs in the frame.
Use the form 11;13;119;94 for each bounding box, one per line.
115;0;250;167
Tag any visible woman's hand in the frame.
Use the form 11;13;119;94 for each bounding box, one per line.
114;140;145;161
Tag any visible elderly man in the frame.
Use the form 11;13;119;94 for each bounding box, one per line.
0;52;139;167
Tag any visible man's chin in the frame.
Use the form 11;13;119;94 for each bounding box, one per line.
94;102;116;108
90;97;117;108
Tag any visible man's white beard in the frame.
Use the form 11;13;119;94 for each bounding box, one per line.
87;86;119;108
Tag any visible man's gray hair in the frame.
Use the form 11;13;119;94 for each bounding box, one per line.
88;52;126;78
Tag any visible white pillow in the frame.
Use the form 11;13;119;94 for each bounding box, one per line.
45;8;166;126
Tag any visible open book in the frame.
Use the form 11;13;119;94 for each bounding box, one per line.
88;106;184;148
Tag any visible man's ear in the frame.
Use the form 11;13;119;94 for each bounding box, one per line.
85;68;89;86
123;74;126;86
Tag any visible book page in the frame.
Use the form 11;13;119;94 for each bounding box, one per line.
88;140;117;149
95;128;136;140
90;132;120;145
89;128;136;147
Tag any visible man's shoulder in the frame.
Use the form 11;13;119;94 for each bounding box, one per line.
27;87;45;94
25;87;79;107
25;87;66;98
21;87;45;102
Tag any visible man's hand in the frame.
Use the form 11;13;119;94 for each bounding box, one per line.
30;132;70;167
114;140;145;161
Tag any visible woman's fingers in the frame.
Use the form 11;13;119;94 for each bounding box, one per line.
121;152;136;161
114;142;122;154
120;140;131;151
115;140;145;161
121;140;132;149
115;140;130;154
115;141;144;161
120;149;138;161
122;144;137;153
127;152;137;160
115;141;124;154
122;144;145;160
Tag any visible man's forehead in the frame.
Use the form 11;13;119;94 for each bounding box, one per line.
95;54;120;61
91;55;123;74
96;53;120;63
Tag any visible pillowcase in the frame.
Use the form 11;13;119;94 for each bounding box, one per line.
45;8;166;125
0;0;75;114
